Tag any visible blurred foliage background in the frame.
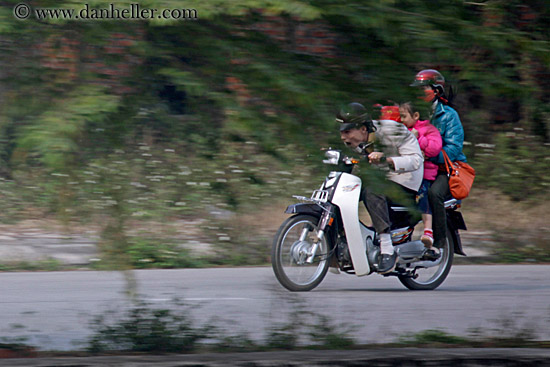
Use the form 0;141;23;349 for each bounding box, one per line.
0;0;549;267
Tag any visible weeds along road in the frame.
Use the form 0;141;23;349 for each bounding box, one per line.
0;265;549;351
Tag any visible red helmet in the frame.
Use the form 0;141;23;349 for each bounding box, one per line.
410;69;445;88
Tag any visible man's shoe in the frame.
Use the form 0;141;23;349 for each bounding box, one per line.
378;252;397;274
422;248;441;261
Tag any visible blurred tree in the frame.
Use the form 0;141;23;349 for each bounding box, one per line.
0;0;548;275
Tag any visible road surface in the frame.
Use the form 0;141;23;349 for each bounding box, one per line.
0;265;549;351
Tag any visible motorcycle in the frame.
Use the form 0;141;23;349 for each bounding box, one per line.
271;148;467;291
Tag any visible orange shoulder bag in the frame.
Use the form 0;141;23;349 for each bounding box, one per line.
442;151;475;200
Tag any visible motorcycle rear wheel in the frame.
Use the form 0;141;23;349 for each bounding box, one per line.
398;231;454;290
272;214;330;292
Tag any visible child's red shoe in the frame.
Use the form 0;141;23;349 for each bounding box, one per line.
421;229;434;248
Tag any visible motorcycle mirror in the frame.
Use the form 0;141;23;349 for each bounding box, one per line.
323;150;341;165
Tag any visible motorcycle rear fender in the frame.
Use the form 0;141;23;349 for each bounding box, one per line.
284;203;324;216
447;210;466;256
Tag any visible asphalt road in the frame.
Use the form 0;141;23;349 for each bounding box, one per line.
0;265;549;351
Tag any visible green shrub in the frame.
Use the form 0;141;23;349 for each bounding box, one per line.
87;301;207;353
398;329;469;346
127;238;205;269
472;132;550;202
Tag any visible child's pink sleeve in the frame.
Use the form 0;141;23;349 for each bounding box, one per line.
418;124;442;158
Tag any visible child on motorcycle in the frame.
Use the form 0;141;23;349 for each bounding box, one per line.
399;102;442;257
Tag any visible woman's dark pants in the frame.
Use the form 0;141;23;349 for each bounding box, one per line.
428;173;450;247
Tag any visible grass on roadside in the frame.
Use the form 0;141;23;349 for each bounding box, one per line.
3;301;549;357
81;300;550;354
0;258;64;272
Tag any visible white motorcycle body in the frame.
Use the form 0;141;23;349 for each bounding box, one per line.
329;172;372;276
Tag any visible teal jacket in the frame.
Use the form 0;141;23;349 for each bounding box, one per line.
430;102;467;164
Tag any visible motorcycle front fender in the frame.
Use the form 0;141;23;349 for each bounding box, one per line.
284;203;324;217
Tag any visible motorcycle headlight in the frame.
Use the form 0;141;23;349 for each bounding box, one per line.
322;150;340;165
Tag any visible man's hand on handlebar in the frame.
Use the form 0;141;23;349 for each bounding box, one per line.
368;152;395;169
368;152;385;164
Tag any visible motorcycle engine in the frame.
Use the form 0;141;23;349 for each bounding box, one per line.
336;237;354;272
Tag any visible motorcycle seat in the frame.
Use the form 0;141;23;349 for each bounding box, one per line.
389;205;409;212
391;198;461;212
444;198;461;209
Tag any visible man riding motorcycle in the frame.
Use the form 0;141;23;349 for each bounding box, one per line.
337;102;423;274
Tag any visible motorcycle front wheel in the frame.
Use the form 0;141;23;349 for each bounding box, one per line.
398;231;455;290
272;214;330;292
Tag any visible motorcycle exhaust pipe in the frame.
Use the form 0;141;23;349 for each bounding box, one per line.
394;240;425;262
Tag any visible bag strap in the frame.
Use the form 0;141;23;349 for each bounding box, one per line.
442;150;453;176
